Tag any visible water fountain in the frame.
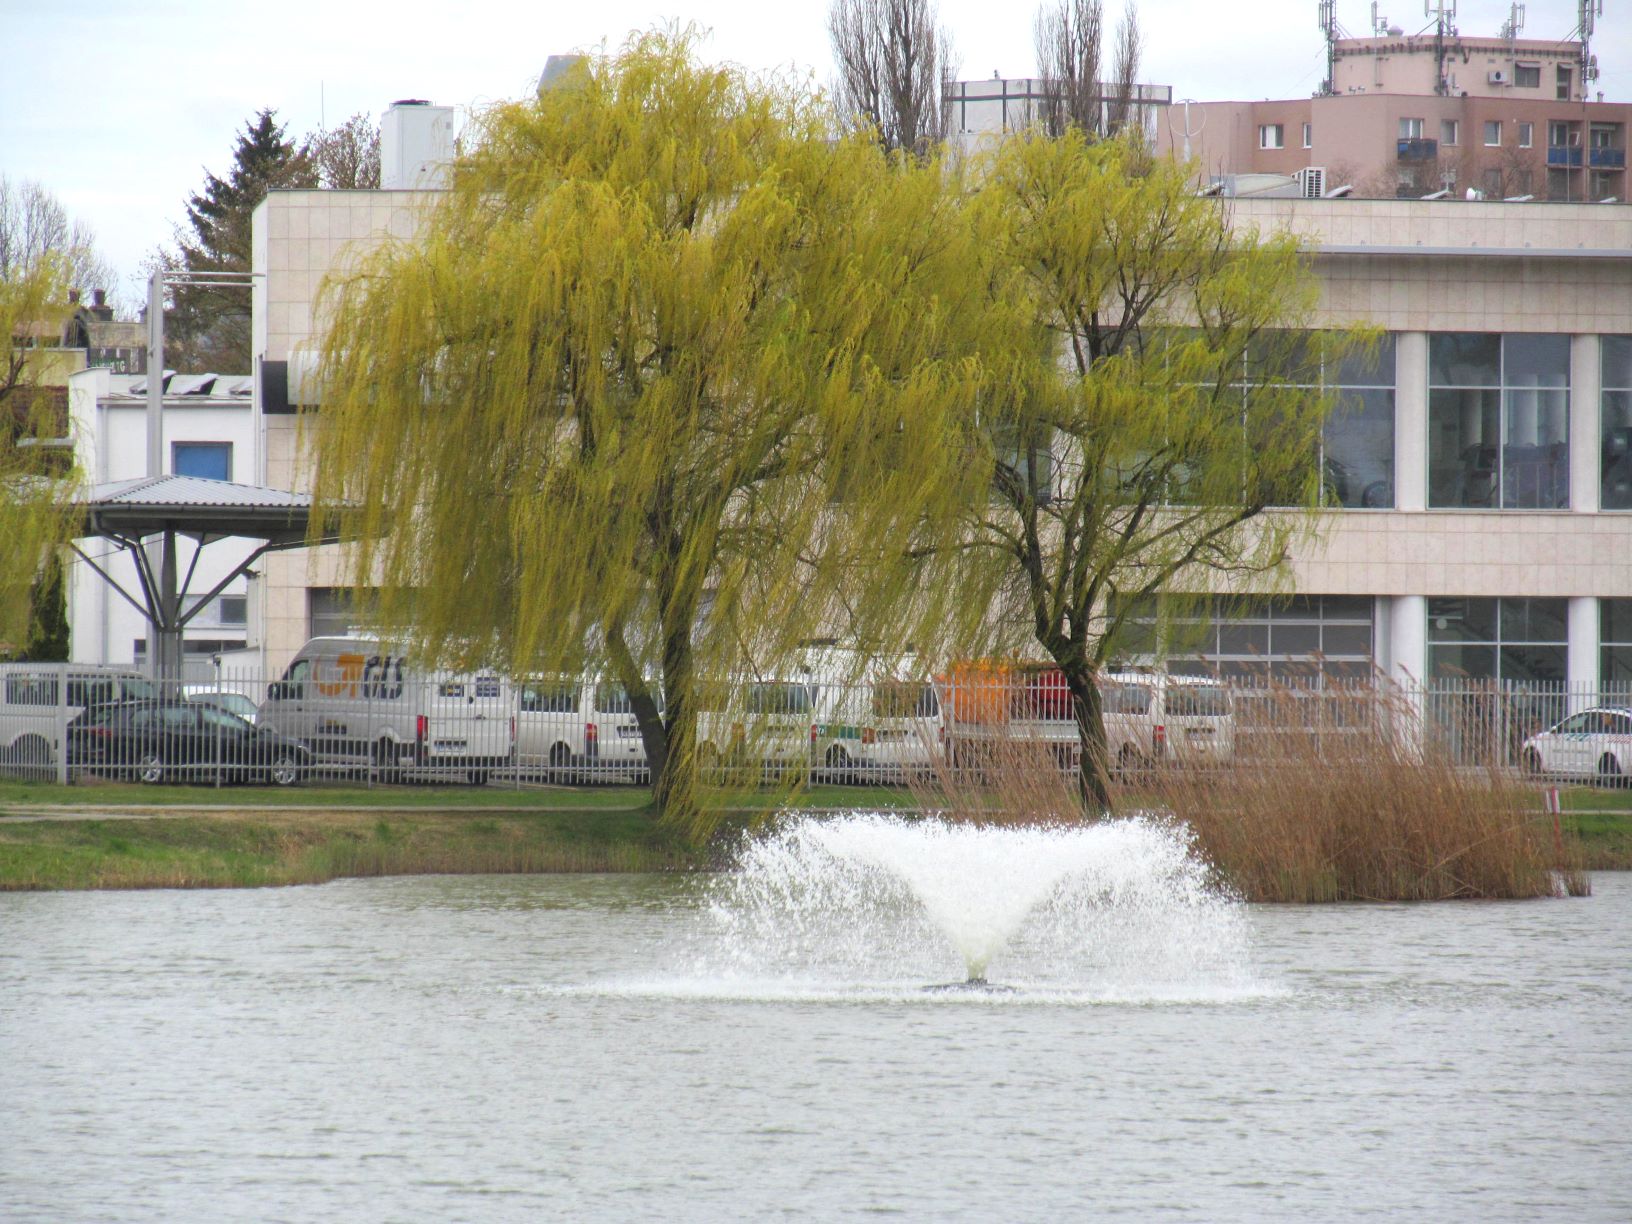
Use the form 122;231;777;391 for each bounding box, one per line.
695;812;1260;1000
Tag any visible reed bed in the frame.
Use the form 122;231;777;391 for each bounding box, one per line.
907;684;1588;902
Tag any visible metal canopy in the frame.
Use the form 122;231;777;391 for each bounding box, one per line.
70;476;341;683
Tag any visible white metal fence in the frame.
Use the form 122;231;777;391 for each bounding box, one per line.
0;662;1628;789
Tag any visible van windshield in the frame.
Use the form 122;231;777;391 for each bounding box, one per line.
1166;685;1231;718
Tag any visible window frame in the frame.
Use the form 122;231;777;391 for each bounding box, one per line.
1483;120;1503;147
1258;123;1284;150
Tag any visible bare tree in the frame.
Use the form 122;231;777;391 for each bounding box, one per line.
1033;0;1142;140
829;0;954;156
307;112;382;190
0;176;115;298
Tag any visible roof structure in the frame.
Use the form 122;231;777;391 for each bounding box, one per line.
80;475;321;545
71;476;347;680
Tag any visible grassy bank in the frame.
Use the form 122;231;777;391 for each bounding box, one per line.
1;774;1624;894
0;807;714;890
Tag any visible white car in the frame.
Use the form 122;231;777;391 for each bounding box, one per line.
1521;706;1632;786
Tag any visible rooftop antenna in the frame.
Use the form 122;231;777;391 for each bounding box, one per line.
1424;0;1457;95
1569;0;1603;91
1318;0;1348;96
1371;2;1392;34
1500;2;1525;41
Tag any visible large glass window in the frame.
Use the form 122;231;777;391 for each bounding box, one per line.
1427;597;1567;681
1428;333;1569;509
1239;332;1396;508
1604;599;1632;691
1115;595;1375;682
1601;336;1632;509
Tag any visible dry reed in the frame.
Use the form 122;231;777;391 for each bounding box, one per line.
907;682;1588;903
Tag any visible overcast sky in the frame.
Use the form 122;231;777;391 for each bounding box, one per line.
3;0;1626;307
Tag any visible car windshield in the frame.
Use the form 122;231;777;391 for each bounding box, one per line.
871;681;938;719
198;707;253;733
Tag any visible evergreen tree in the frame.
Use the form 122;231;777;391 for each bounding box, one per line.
166;110;315;372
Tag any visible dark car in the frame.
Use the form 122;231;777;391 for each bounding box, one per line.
68;700;310;786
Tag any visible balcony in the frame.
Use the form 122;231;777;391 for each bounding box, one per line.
1548;145;1584;167
1590;147;1626;168
1396;138;1438;161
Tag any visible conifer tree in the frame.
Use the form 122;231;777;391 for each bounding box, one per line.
166;110;315;372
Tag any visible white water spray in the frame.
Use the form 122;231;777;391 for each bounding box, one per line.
691;812;1263;1000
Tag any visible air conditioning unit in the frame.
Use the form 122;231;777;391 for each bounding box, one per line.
1296;166;1327;199
1488;70;1509;85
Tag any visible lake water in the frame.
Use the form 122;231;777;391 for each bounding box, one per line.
3;848;1629;1221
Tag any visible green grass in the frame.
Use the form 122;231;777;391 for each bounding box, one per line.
0;807;722;890
0;777;919;815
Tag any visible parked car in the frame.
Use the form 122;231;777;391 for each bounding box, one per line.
813;675;942;783
182;686;261;725
1521;706;1632;786
67;700;311;786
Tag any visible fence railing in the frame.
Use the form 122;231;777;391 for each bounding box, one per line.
0;663;1627;789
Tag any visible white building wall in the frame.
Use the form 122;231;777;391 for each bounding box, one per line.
66;370;259;670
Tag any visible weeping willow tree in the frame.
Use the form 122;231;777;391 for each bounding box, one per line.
966;131;1355;811
1;248;78;650
310;31;990;839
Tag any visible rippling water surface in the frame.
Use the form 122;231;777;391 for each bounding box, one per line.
3;869;1629;1221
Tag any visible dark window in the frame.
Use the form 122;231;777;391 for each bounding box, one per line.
1601;338;1632;510
1427;597;1567;681
1428;333;1569;509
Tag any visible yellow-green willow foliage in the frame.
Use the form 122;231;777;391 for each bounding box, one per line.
967;131;1356;811
0;251;78;650
310;31;991;838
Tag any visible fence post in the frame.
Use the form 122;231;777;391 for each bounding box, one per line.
54;663;68;786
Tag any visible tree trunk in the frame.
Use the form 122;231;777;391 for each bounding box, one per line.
1061;663;1112;815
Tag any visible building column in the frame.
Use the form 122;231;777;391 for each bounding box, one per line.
1394;332;1428;513
1388;594;1428;686
1568;595;1599;712
1570;333;1600;514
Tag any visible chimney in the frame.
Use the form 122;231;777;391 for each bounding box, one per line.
91;289;112;320
380;99;457;190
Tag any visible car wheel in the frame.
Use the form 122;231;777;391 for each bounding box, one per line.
468;769;490;787
1599;754;1626;790
548;742;573;784
1522;748;1545;777
826;743;853;784
269;752;304;788
1116;744;1142;781
375;738;402;785
136;751;165;785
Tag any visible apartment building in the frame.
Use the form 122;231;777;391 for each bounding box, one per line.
1160;29;1627;201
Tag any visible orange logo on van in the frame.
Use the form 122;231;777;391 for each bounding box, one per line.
315;653;368;698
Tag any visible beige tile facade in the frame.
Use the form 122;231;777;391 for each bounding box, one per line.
250;189;1632;685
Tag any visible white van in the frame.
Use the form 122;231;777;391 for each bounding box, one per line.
0;664;157;771
258;637;515;784
1102;671;1236;770
695;678;815;779
812;674;942;782
516;676;651;783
